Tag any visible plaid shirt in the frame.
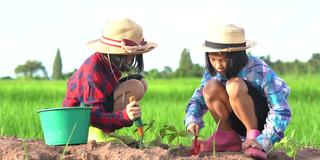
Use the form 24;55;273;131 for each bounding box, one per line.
184;55;291;151
62;53;133;133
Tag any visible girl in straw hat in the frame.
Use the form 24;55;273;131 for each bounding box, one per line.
62;18;156;135
185;23;291;160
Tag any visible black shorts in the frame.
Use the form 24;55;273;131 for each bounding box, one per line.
103;74;144;112
228;81;269;137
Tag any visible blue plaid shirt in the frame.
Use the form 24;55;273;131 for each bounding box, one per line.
184;55;291;151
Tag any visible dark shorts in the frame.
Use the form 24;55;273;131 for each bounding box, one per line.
228;81;269;137
103;74;144;112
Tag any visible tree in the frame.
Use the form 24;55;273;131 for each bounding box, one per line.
308;53;320;74
63;69;77;79
192;64;204;77
160;66;173;78
259;55;272;67
145;69;160;79
52;48;63;80
175;48;194;77
14;60;48;79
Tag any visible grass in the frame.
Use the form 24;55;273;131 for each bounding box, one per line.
0;75;319;148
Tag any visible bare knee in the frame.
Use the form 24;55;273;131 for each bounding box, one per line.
226;78;248;99
203;80;224;101
127;79;145;100
114;79;146;101
139;78;148;92
203;80;231;119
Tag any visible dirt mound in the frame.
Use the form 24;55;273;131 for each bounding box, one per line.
1;136;319;160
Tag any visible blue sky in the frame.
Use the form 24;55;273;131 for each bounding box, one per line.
0;0;319;78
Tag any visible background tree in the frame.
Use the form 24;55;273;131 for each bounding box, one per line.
63;69;77;79
52;48;63;80
143;51;320;78
175;48;194;77
14;60;48;79
160;66;173;78
192;64;204;77
144;69;160;79
308;53;320;74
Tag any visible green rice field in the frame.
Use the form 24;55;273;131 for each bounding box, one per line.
0;75;319;148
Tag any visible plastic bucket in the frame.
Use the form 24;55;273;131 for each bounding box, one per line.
37;107;92;146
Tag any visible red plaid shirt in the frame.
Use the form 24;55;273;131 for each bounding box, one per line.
62;52;133;133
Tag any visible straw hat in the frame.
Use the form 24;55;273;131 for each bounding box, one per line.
202;23;256;52
87;18;157;55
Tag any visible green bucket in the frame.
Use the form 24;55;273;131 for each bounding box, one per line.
37;107;92;146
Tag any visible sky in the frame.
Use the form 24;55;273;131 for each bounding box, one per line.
0;0;319;78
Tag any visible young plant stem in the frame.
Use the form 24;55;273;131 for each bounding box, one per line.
60;122;77;160
212;119;221;159
23;142;30;160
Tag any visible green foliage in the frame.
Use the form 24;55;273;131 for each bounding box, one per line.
175;48;204;78
158;124;190;145
52;48;63;80
144;67;174;79
261;52;320;75
89;120;191;149
14;60;48;79
271;130;301;158
63;69;77;79
0;77;320;149
145;48;204;79
175;48;194;77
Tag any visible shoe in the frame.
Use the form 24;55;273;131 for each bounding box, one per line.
244;147;267;160
197;129;241;152
244;129;267;160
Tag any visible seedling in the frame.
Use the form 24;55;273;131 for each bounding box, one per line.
269;130;301;159
159;124;190;145
60;122;77;160
22;141;30;160
212;119;221;159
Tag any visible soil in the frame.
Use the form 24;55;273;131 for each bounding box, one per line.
1;136;320;160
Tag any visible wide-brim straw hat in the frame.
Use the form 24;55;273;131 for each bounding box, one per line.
87;18;157;55
202;23;256;52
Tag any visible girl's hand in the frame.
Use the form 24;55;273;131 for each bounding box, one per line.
125;101;141;121
187;123;200;136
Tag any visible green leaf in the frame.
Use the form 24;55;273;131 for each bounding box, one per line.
168;134;176;144
176;130;190;137
104;137;122;144
109;134;137;145
165;125;177;133
147;137;161;147
159;128;166;138
287;150;297;157
281;137;288;144
290;130;295;138
144;120;155;133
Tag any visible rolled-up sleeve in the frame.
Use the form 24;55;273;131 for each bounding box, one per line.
90;104;133;133
256;70;291;152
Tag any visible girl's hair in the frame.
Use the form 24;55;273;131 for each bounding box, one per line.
108;54;144;73
205;51;248;79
